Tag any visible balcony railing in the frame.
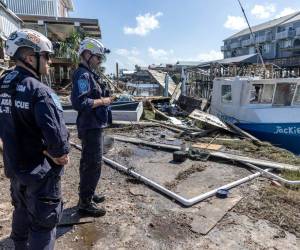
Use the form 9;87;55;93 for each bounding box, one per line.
3;0;57;17
231;42;241;49
221;45;230;51
256;36;267;43
241;39;251;47
265;33;273;42
275;30;295;40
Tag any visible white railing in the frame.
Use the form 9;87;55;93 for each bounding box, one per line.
276;30;289;40
231;42;241;49
256;36;266;43
3;0;58;17
241;38;255;47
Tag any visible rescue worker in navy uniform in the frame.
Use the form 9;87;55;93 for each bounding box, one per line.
71;38;113;217
0;29;70;249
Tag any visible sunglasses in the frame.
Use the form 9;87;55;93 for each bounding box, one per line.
94;54;105;61
40;53;52;61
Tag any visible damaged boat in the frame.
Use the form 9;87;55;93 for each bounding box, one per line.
210;77;300;154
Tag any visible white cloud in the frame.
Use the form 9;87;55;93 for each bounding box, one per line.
251;4;276;19
115;48;140;56
224;16;247;30
196;50;223;62
114;48;144;68
115;49;129;56
276;7;297;18
124;12;163;36
148;47;174;62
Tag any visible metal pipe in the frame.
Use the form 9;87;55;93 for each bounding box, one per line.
243;162;300;185
70;142;268;207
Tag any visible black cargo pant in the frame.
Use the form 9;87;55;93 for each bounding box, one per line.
79;129;103;201
10;171;63;250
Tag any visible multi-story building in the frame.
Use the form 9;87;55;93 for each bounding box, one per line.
2;0;101;86
222;12;300;66
0;0;22;68
3;0;74;17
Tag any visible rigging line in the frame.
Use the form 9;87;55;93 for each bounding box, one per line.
237;0;266;70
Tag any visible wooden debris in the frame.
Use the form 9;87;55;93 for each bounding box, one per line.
225;121;262;144
192;143;223;151
148;119;202;132
210;151;300;172
112;135;181;152
170;81;182;104
183;128;218;139
147;69;177;96
189;109;233;132
112;136;300;171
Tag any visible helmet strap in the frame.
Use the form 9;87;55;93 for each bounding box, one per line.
35;52;41;79
86;54;93;69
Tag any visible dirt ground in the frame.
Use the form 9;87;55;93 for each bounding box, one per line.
0;126;299;250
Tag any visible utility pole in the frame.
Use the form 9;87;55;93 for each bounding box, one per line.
116;62;119;89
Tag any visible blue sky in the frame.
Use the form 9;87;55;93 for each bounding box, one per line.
70;0;300;73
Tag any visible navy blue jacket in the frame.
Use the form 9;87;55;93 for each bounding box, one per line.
0;66;70;179
71;64;111;138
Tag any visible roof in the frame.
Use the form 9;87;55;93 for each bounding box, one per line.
175;61;204;67
197;54;259;68
19;15;101;39
225;11;300;40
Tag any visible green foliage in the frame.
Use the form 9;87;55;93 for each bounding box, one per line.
57;30;85;65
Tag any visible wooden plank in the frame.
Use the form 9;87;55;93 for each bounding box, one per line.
147;70;177;96
190;196;242;235
148;119;203;132
189;109;232;132
210;151;300;171
225;121;262;144
112;135;181;151
170;81;182;104
192;143;223;151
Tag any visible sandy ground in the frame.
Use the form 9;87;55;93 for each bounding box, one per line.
0;126;299;250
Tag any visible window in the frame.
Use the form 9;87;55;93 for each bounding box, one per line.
221;85;232;103
249;46;256;54
293;85;300;105
284;40;292;48
263;43;271;53
250;84;274;104
273;83;297;106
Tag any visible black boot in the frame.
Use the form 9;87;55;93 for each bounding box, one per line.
92;194;105;203
78;198;106;217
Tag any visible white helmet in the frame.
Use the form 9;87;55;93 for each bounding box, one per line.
78;37;107;59
5;29;53;57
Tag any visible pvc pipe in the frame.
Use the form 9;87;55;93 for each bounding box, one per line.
70;142;267;207
243;162;300;185
104;156;266;207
